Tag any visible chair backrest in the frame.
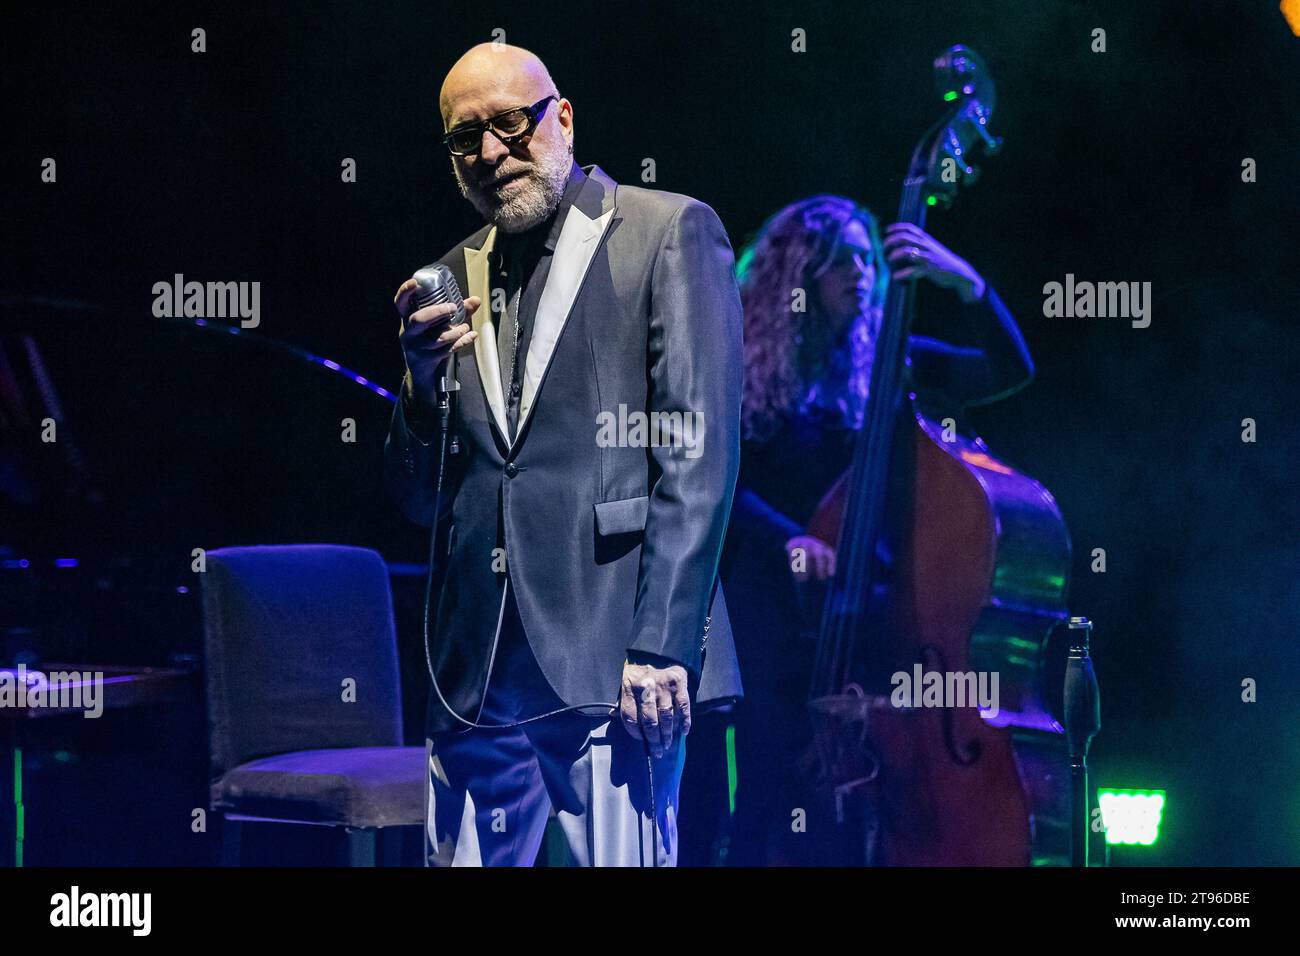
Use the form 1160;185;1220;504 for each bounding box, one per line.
202;544;403;777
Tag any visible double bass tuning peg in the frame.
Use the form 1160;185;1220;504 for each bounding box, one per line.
975;123;1002;155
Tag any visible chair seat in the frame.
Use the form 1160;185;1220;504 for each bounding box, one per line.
212;746;424;828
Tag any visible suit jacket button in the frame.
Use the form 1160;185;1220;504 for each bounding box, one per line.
504;462;519;478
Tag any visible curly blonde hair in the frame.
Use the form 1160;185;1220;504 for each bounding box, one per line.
737;196;888;442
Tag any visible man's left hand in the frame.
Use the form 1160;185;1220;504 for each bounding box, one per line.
620;660;691;757
884;222;986;303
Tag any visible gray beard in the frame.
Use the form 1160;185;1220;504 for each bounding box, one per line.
455;142;572;234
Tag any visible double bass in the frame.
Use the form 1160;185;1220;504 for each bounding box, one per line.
797;47;1074;866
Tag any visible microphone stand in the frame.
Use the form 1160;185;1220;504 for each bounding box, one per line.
1064;616;1101;867
437;357;460;455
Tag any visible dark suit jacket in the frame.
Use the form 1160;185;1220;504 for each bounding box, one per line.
385;165;744;735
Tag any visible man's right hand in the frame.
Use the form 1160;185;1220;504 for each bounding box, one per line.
393;277;481;410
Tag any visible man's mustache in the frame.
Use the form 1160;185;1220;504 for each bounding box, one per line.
470;165;534;188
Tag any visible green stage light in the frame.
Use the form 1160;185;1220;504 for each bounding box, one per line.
1098;788;1166;846
725;724;737;816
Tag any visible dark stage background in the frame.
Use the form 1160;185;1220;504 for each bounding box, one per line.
2;0;1297;866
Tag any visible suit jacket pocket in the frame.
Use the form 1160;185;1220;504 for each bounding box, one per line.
594;495;649;536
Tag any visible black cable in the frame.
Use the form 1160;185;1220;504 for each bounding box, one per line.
645;744;658;867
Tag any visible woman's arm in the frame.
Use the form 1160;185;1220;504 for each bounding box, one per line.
909;284;1035;406
882;223;1034;406
730;486;804;554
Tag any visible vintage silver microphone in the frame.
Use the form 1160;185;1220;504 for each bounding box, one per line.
411;264;464;453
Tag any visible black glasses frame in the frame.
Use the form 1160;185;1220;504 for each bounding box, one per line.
442;95;559;156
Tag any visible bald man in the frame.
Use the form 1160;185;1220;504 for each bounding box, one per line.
384;44;744;866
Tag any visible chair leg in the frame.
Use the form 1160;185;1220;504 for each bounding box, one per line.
345;827;377;867
221;819;242;867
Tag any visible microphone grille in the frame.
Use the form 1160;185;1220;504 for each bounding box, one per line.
411;265;465;312
442;270;464;306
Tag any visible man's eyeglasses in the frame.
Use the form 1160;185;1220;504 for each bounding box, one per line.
443;95;558;157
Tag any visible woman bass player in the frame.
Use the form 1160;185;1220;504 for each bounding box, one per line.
717;194;1035;865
